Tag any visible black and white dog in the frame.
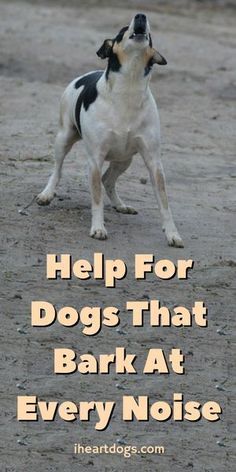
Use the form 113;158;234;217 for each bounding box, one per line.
36;13;184;247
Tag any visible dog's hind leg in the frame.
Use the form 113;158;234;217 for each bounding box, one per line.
102;159;138;214
36;124;79;206
36;88;80;206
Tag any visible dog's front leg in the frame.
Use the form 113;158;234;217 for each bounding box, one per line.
88;160;107;240
139;141;184;248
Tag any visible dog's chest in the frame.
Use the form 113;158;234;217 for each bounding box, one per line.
105;128;138;161
101;91;147;159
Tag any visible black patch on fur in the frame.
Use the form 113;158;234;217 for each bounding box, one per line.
74;71;103;135
105;25;129;80
149;34;153;48
144;57;154;76
105;52;122;80
97;39;113;59
114;25;129;43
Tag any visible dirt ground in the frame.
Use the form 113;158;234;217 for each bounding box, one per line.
0;1;235;471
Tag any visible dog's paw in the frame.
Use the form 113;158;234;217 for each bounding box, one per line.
166;231;184;248
36;191;55;206
90;227;108;240
163;222;184;248
114;205;138;215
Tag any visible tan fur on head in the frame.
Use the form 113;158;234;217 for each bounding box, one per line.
142;47;167;75
113;41;128;65
144;47;167;64
143;46;155;65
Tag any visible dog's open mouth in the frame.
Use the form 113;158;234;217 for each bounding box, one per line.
129;29;148;41
129;14;148;41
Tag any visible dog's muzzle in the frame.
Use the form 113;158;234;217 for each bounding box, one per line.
130;13;148;41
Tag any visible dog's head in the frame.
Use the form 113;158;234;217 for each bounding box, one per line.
97;14;167;78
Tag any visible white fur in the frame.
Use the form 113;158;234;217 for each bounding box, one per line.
36;15;183;247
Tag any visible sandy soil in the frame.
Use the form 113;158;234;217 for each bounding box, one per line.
0;1;235;471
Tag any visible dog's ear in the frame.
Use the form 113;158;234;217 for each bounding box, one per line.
96;39;113;59
152;49;167;65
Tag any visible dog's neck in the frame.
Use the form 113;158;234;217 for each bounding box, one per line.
104;53;152;100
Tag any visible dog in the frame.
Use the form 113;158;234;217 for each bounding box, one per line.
36;13;184;247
